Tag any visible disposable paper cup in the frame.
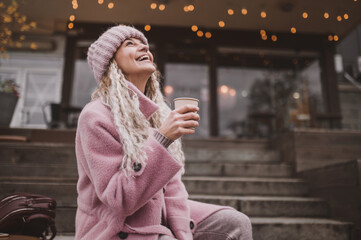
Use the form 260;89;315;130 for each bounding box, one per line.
173;97;199;110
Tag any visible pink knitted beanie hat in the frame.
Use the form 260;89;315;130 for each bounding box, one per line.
87;25;148;84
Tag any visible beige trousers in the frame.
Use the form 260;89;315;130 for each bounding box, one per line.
158;209;253;240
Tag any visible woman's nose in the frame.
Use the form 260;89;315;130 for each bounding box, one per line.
138;43;149;52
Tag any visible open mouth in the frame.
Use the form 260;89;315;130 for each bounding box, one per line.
136;55;151;62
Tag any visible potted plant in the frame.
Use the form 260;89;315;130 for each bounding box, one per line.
0;79;20;127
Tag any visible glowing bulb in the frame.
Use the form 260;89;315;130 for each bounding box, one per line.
260;11;267;18
344;14;349;20
337;16;342;21
324;12;329;19
262;35;267;40
191;25;198;32
229;89;236;96
271;35;277;42
241;8;248;15
205;32;212;39
291;27;296;34
188;5;194;11
98;0;103;4
159;4;165;11
72;4;78;9
68;22;74;29
108;2;114;9
197;30;204;37
144;25;151;31
334;35;339;41
260;30;266;35
69;15;75;21
302;12;308;19
219;85;229;94
218;21;225;28
328;35;333;41
150;3;157;9
228;9;234;15
30;43;38;50
184;6;189;12
164;85;174;95
293;92;300;99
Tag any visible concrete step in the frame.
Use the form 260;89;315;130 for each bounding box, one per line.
185;162;293;178
251;217;353;240
57;207;76;234
54;211;353;239
0;177;77;207
0;163;78;178
184;148;280;163
189;195;329;218
0;142;76;165
183;176;309;196
0;162;292;179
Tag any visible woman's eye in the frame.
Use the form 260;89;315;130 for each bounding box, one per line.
126;41;133;46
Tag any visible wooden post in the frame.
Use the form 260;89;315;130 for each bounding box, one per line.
319;43;342;128
209;45;219;137
61;35;77;123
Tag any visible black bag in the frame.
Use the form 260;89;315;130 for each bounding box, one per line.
0;193;57;240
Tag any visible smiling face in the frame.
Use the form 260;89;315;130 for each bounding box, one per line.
114;38;155;81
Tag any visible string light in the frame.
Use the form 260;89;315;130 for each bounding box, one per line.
108;2;114;9
271;35;277;42
184;6;189;12
69;15;75;21
241;8;248;15
344;14;349;20
324;12;329;19
218;21;225;28
159;4;165;11
334;35;339;41
150;3;157;9
144;25;151;31
68;22;74;29
262;35;267;40
228;9;234;15
302;12;308;19
205;32;212;39
260;30;266;35
291;27;296;34
328;35;333;41
197;30;204;37
337;16;342;21
72;0;78;9
260;11;267;18
191;25;198;32
164;85;174;95
98;0;103;4
188;5;194;11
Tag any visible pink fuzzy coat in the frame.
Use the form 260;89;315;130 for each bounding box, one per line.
75;82;228;240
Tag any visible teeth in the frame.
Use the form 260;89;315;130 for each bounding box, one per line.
138;55;149;61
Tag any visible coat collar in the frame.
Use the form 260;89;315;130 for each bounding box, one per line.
127;80;159;120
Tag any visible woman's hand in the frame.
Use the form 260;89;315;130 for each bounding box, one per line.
158;105;200;141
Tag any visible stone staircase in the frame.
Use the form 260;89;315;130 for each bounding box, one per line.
0;139;354;239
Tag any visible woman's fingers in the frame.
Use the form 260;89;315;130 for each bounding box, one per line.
180;112;200;121
181;120;199;129
175;105;199;114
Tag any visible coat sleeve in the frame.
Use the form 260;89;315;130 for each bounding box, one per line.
77;109;183;216
165;171;194;240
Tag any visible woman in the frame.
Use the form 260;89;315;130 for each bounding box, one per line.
75;25;252;240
